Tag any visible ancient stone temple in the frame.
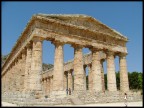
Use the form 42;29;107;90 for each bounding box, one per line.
1;14;142;106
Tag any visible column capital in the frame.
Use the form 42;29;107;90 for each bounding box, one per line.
21;48;26;55
106;50;115;56
68;69;73;74
26;42;32;48
52;40;65;46
32;37;44;42
71;44;84;49
119;53;127;58
101;59;105;63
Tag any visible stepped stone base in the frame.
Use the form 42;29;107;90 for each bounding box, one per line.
50;91;67;98
2;90;142;106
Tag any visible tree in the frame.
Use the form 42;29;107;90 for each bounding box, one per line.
104;74;107;90
128;71;143;90
116;71;120;90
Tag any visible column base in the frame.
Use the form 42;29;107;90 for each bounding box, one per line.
50;90;67;98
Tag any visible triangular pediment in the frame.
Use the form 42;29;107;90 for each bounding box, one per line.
35;14;127;40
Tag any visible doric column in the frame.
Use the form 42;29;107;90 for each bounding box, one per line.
7;69;11;92
21;51;26;92
46;78;50;95
68;70;73;90
107;51;117;91
87;64;92;91
5;74;8;92
64;72;68;91
119;53;129;92
8;68;12;92
14;60;18;92
73;45;85;91
83;65;87;90
52;41;64;91
50;77;53;93
12;62;16;92
100;59;105;92
16;56;22;91
91;48;102;92
24;43;32;91
11;64;15;92
43;78;47;95
30;37;43;91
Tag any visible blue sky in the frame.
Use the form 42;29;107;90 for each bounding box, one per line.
2;2;142;73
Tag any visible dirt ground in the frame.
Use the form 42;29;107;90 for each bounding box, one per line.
2;101;143;107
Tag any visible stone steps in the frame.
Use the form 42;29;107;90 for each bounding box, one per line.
2;91;142;106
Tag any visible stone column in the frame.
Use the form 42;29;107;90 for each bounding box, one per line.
107;51;117;91
48;78;51;95
5;74;8;92
83;65;87;90
14;60;18;92
50;77;53;94
43;78;47;95
24;43;32;91
87;64;92;91
91;48;102;92
13;61;16;92
68;70;72;90
8;68;12;92
7;69;11;92
119;53;129;92
46;78;50;95
21;51;26;92
30;37;43;91
100;59;105;92
52;41;64;91
16;56;22;92
73;45;85;91
64;72;68;91
11;64;15;92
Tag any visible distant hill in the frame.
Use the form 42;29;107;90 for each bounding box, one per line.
42;63;53;71
1;54;53;71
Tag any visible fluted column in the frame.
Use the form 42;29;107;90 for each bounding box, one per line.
50;77;53;93
14;60;18;92
68;70;72;90
11;65;14;92
30;37;43;91
16;57;22;91
7;70;10;92
8;68;12;92
91;49;102;92
24;44;32;91
73;45;85;91
53;41;64;91
119;53;129;92
107;51;117;91
13;62;16;92
46;78;50;95
64;72;68;91
21;51;26;92
87;64;92;91
100;59;105;92
43;79;47;95
83;65;87;90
